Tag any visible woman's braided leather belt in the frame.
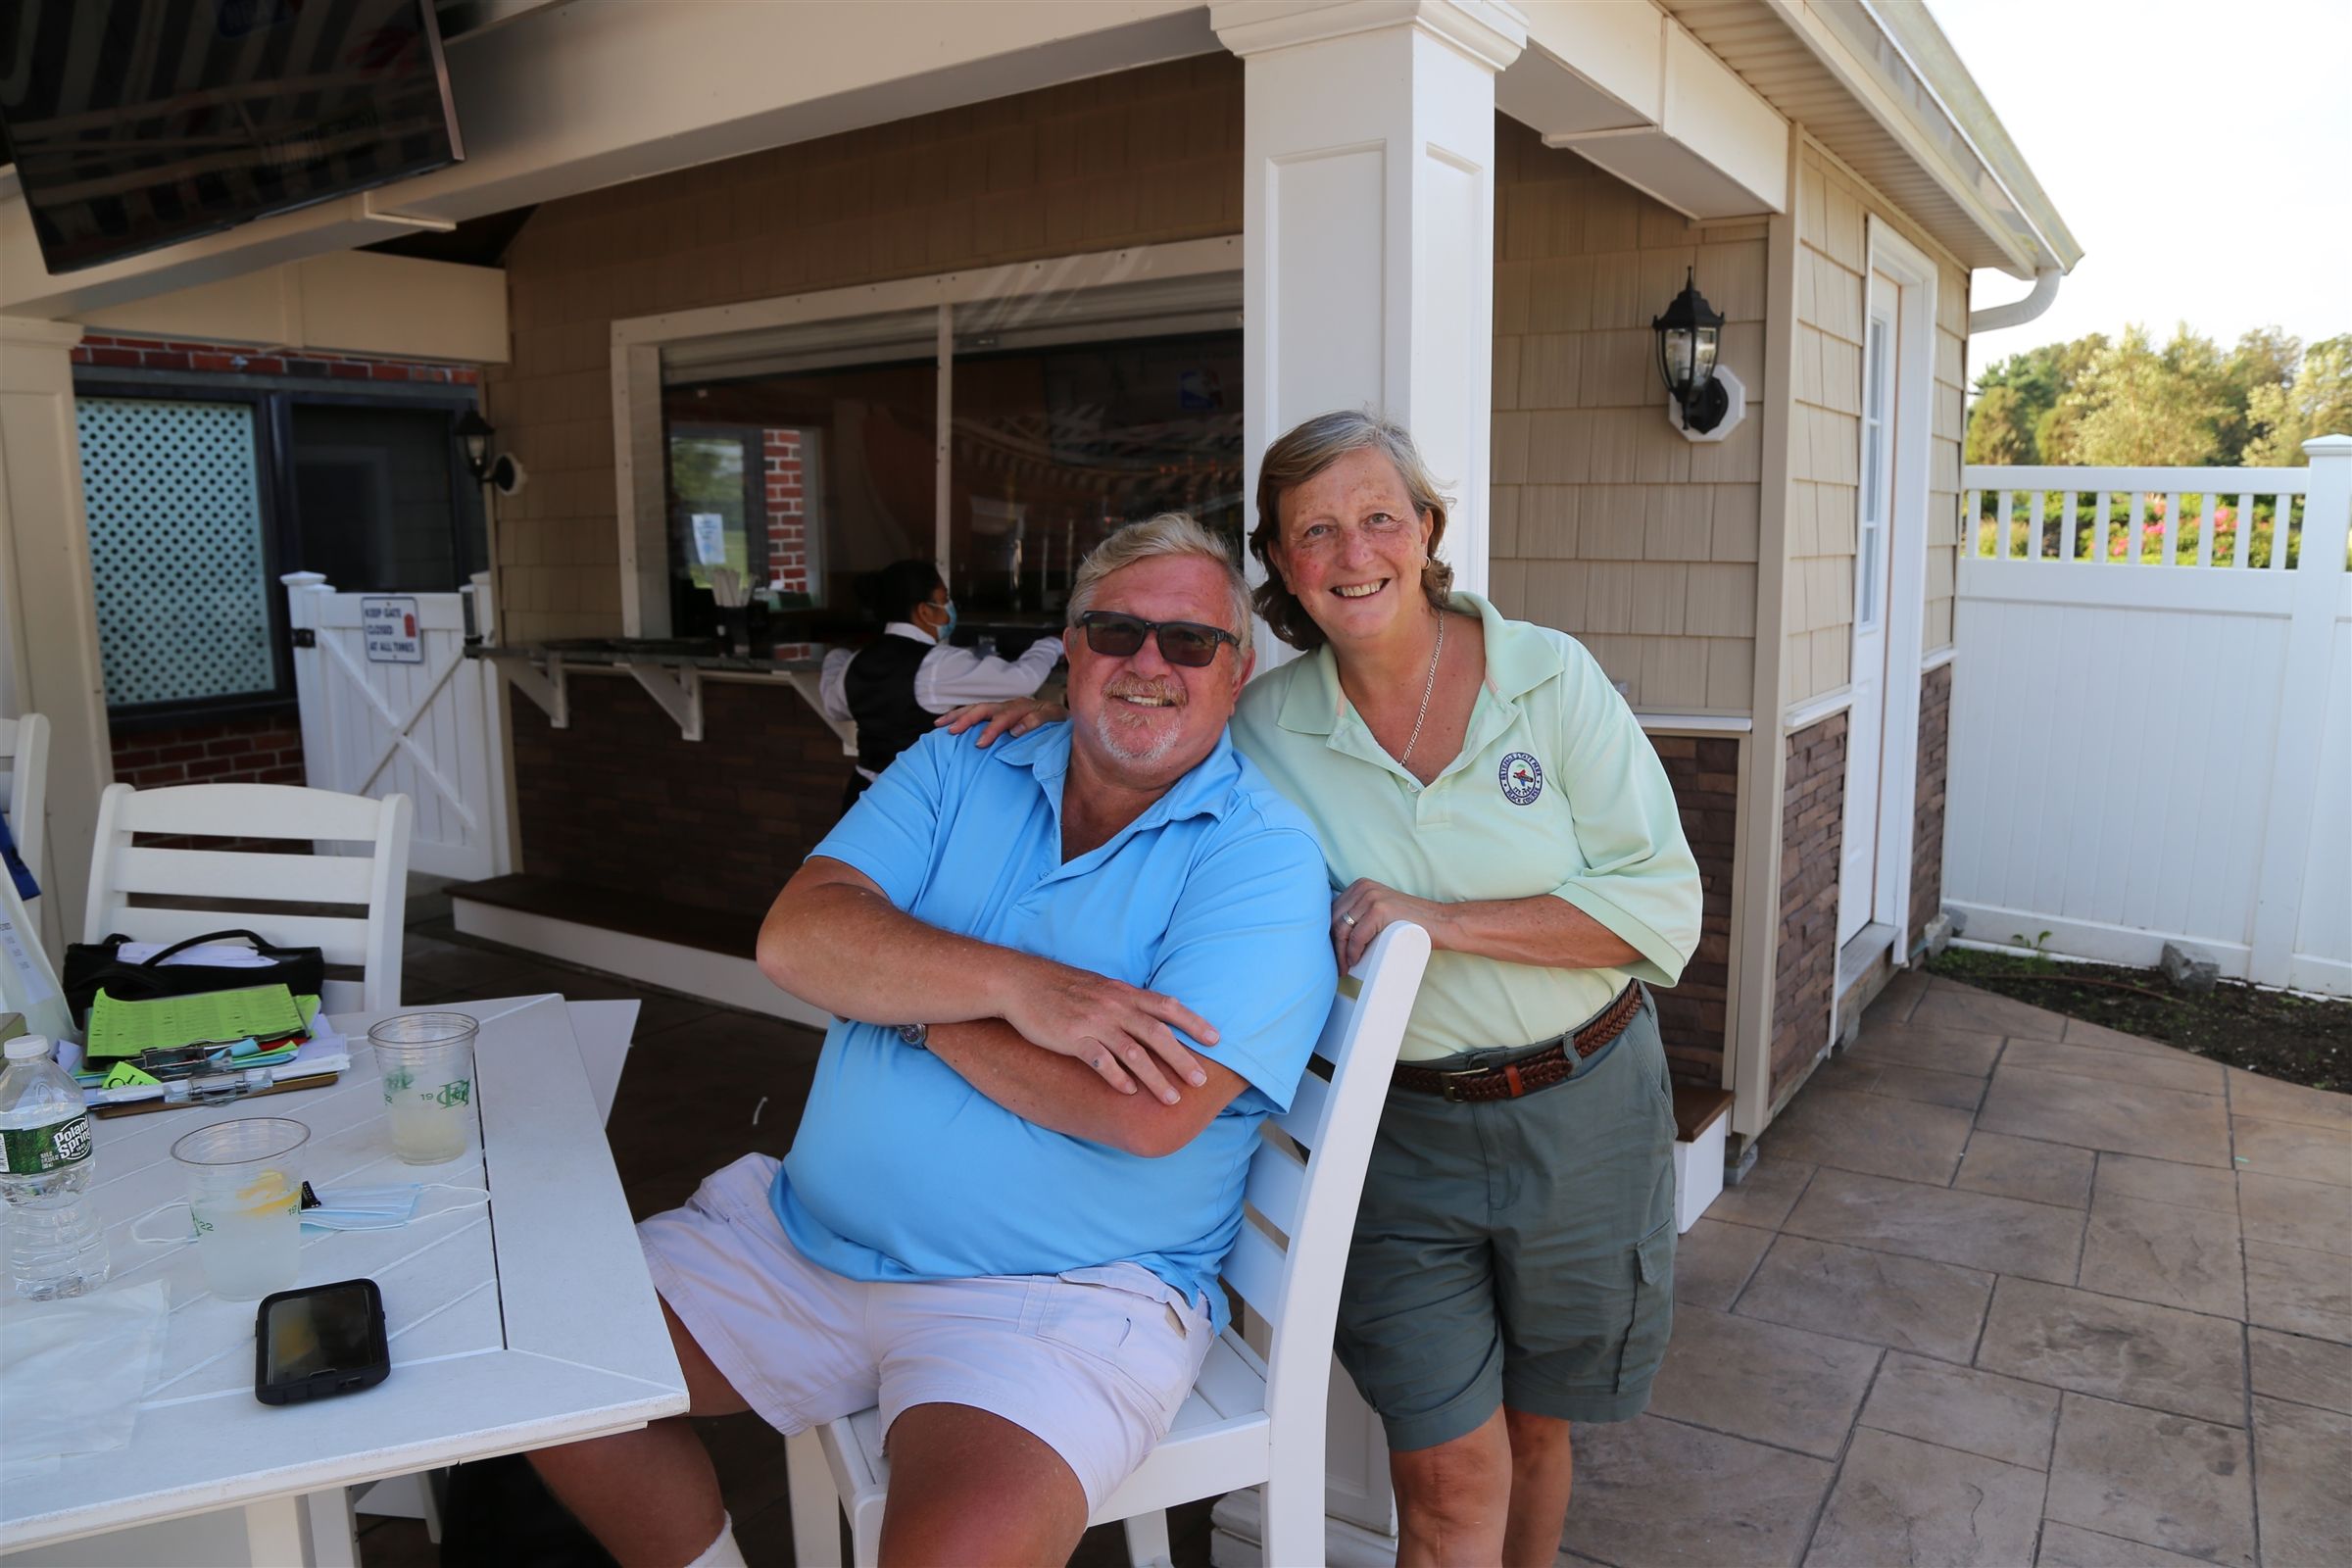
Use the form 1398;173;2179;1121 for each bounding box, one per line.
1392;982;1644;1102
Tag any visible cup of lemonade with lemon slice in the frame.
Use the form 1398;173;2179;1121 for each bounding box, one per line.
171;1116;310;1300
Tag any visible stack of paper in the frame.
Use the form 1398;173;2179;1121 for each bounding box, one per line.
84;985;309;1059
72;984;350;1108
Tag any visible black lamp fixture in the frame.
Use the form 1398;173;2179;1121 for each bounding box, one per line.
455;409;523;493
1652;268;1729;435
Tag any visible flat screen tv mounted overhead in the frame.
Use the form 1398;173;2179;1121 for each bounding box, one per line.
0;0;464;275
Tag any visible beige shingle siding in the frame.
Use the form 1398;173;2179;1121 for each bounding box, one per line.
1783;141;1972;707
488;57;1244;644
1926;257;1968;655
1490;119;1766;713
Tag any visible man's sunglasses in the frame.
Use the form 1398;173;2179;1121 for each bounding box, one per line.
1075;611;1242;668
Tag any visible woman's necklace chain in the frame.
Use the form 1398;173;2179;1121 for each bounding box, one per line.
1397;611;1446;767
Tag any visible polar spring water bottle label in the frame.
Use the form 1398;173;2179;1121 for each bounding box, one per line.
3;1114;92;1176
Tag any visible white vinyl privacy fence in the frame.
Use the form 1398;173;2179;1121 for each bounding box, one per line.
1945;437;2352;995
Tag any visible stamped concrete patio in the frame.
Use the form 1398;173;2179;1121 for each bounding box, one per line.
370;916;2351;1567
1568;969;2352;1568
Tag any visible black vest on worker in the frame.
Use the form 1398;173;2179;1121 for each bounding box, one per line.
845;635;935;776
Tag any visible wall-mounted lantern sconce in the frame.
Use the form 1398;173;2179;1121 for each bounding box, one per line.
1652;269;1745;443
456;409;527;495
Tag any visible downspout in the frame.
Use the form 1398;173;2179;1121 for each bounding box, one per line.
1968;268;2062;334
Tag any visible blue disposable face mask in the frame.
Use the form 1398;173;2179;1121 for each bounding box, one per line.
934;599;957;641
300;1184;425;1231
127;1182;487;1243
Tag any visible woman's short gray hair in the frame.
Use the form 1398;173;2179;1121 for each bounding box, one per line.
1250;410;1455;652
1066;513;1251;642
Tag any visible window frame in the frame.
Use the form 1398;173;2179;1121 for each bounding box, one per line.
73;377;294;731
73;368;487;729
610;236;1244;637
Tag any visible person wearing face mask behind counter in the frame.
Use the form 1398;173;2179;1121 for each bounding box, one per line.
818;558;1064;808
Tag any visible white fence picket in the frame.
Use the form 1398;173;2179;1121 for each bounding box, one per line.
1948;443;2352;994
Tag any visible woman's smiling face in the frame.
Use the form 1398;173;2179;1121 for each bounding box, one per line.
1269;446;1437;648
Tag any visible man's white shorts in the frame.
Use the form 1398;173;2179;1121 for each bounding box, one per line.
638;1153;1213;1510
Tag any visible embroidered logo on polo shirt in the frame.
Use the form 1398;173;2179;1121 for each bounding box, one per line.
1498;752;1544;806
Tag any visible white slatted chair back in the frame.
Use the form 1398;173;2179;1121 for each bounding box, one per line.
786;919;1430;1568
0;712;51;898
83;783;415;1013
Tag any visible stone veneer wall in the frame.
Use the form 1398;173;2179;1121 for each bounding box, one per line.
1773;713;1845;1102
1910;662;1951;947
1650;735;1738;1086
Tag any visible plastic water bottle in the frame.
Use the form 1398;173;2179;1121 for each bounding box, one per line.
0;1035;109;1299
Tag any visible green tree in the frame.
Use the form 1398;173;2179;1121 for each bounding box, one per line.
2217;327;2301;460
2059;325;2228;467
2245;334;2352;466
1964;382;2034;465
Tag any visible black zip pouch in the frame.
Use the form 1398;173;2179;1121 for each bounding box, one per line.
62;930;326;1024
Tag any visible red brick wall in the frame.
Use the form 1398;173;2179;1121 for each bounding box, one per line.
107;713;309;854
71;334;481;386
112;713;306;790
1651;735;1738;1089
1910;663;1951;950
1772;714;1844;1104
764;429;808;596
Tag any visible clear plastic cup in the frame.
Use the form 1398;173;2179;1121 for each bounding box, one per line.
172;1116;309;1301
369;1013;480;1165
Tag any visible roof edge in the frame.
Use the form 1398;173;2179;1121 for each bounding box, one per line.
1866;0;2082;270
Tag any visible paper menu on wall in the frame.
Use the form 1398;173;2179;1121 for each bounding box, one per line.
84;984;309;1060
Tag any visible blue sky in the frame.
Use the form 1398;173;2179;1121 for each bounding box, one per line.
1935;0;2352;383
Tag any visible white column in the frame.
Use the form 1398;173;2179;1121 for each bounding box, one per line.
0;316;108;956
1215;0;1525;663
1207;14;1525;1559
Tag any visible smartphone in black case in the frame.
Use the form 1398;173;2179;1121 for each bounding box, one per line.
255;1277;392;1405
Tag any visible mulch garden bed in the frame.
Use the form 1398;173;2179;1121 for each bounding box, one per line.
1927;947;2351;1094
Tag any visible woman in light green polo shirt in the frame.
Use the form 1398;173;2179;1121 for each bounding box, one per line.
1234;411;1699;1566
947;412;1700;1566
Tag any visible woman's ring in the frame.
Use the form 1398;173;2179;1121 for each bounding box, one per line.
1343;912;1358;927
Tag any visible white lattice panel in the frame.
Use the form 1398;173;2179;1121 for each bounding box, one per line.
77;397;274;708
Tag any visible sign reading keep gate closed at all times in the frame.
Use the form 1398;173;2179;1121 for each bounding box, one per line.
361;596;424;663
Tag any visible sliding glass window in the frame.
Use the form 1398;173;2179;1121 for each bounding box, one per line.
657;273;1241;651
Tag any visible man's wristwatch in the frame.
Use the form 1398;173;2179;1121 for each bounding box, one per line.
896;1022;930;1051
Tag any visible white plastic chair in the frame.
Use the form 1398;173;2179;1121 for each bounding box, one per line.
0;711;51;899
785;920;1432;1568
83;782;414;1013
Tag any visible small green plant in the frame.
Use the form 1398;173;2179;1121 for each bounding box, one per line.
2010;930;2057;970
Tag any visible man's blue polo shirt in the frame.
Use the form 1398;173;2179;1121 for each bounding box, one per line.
775;723;1337;1326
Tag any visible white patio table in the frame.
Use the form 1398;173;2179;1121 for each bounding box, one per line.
0;995;686;1566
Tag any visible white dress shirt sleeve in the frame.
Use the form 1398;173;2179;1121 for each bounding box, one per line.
817;646;855;723
913;635;1066;714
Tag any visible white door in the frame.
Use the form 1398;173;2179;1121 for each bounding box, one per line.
1838;279;1900;945
283;574;510;882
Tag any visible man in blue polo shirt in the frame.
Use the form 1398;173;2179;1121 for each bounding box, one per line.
528;514;1336;1568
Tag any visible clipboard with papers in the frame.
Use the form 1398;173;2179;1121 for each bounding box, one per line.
69;972;353;1114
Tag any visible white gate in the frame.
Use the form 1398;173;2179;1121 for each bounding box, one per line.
1945;439;2352;994
281;571;512;882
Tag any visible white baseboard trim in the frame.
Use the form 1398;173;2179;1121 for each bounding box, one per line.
450;896;834;1032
